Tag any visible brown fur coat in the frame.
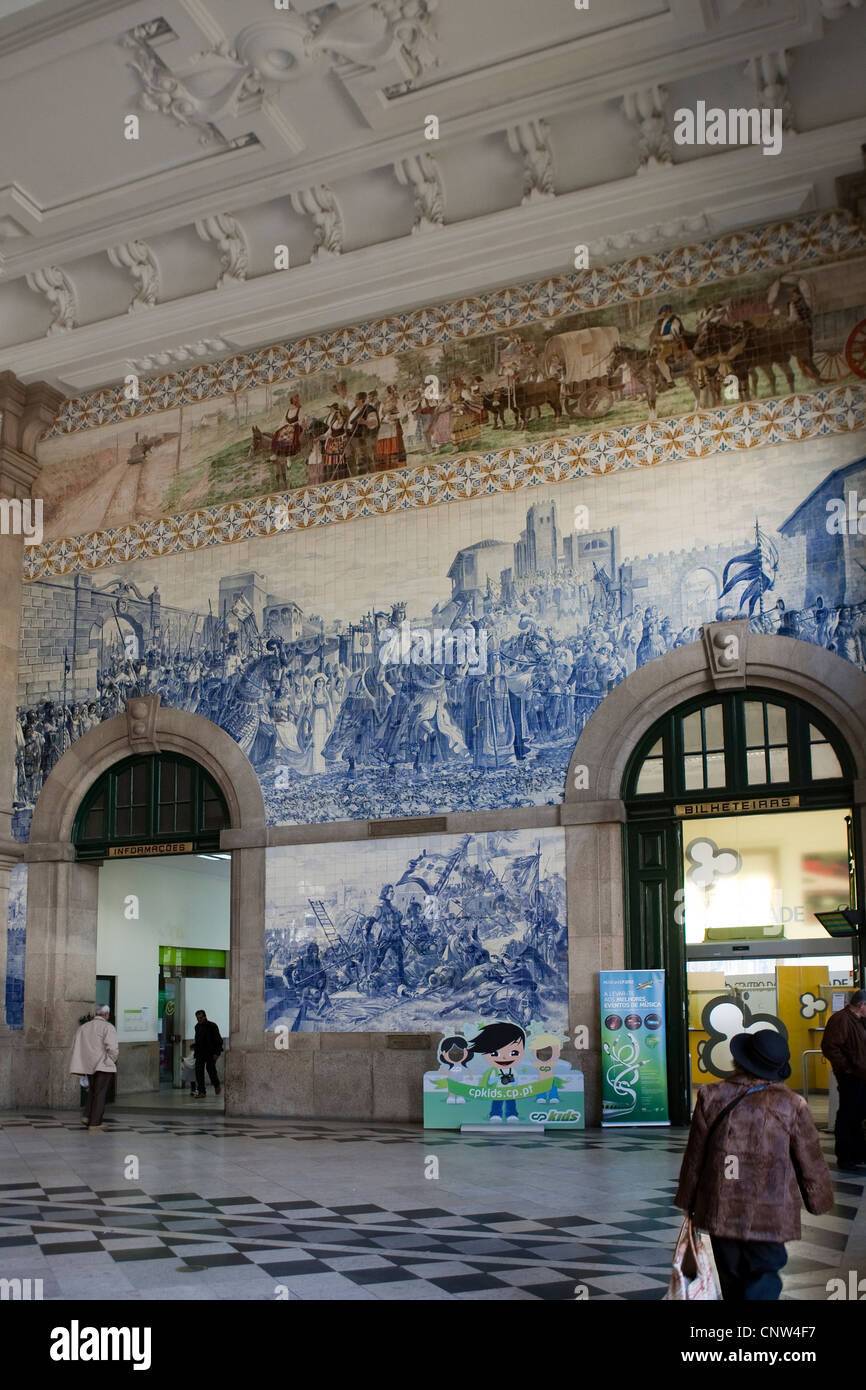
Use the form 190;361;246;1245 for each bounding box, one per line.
675;1071;834;1242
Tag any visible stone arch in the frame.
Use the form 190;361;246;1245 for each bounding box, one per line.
14;699;266;1111
560;631;866;1125
28;701;265;845
565;632;866;805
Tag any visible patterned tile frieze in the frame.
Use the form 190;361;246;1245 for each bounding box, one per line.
22;384;866;581
40;210;866;442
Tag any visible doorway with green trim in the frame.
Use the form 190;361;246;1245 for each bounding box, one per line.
623;689;864;1126
73;753;232;1111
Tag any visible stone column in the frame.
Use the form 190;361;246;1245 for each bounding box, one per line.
14;850;100;1107
562;800;627;1125
0;372;64;1031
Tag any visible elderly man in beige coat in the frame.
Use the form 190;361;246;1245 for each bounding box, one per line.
70;1005;118;1130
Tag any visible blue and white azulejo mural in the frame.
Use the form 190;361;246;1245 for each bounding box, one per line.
264;829;567;1034
14;436;866;838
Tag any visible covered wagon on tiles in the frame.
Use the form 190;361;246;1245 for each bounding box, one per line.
542;325;623;420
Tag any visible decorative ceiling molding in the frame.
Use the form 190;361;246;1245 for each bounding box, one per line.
121;23;266;147
194;213;249;287
0;3;840;283
589;213;710;258
289;185;344;259
120;1;440;155
106;240;160;311
745;50;795;132
6;115;863;392
394;153;444;231
506;120;557;204
622;85;674;173
128;337;229;371
24;266;77;334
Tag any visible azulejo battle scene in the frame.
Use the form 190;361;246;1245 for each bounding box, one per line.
265;830;567;1034
14;433;866;839
32;236;866;541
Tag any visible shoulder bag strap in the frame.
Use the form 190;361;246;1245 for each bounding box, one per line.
689;1083;769;1218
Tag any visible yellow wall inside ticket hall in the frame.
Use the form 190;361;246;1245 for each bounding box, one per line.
777;964;830;1093
687;973;722;1087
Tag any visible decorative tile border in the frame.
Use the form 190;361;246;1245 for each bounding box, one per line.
41;209;866;441
24;384;866;582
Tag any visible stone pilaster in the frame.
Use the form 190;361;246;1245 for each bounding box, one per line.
0;372;64;1031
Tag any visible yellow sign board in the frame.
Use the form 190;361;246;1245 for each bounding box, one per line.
107;841;194;858
675;795;800;818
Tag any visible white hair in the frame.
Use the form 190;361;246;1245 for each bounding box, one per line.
95;1005;110;1017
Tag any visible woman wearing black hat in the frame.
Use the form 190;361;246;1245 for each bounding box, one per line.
675;1029;834;1300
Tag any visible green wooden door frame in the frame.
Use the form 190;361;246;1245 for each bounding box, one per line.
623;817;689;1123
621;688;861;1127
72;752;229;861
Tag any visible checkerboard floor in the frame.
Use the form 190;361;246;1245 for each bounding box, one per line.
0;1111;863;1301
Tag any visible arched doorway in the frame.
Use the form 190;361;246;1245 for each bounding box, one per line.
71;753;231;1106
14;698;266;1112
623;689;860;1124
564;625;866;1126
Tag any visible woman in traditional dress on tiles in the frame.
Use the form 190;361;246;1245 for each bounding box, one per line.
272;676;308;767
294;672;336;775
322;402;350;479
375;384;407;470
270;393;304;468
430;382;454;449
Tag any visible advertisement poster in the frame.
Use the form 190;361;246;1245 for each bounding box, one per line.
600;971;670;1126
423;1020;584;1130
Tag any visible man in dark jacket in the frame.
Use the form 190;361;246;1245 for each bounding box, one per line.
676;1030;833;1301
192;1010;223;1099
821;988;866;1171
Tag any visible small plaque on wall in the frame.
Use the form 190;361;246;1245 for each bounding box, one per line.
387;1034;432;1050
369;817;447;838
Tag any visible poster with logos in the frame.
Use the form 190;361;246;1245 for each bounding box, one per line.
423;1020;584;1130
600;971;670;1126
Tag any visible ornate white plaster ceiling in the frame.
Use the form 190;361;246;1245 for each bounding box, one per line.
0;0;864;390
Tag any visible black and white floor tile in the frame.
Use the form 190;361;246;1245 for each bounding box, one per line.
0;1112;862;1301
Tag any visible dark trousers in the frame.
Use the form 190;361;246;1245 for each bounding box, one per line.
711;1236;787;1301
194;1055;220;1094
835;1074;866;1165
83;1071;112;1126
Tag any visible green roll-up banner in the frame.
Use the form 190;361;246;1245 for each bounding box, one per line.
600;970;670;1126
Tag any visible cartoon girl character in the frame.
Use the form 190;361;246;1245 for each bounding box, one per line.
437;1035;473;1105
468;1021;526;1123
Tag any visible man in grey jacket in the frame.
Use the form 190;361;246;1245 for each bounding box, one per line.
69;1005;118;1130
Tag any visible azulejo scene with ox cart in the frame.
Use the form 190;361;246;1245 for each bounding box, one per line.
31;211;866;543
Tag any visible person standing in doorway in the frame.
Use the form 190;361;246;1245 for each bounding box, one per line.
675;1030;833;1301
821;988;866;1172
192;1009;223;1098
69;1005;118;1131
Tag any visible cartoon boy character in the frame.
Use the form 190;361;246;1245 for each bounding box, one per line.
468;1021;526;1124
529;1032;565;1103
437;1035;473;1104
